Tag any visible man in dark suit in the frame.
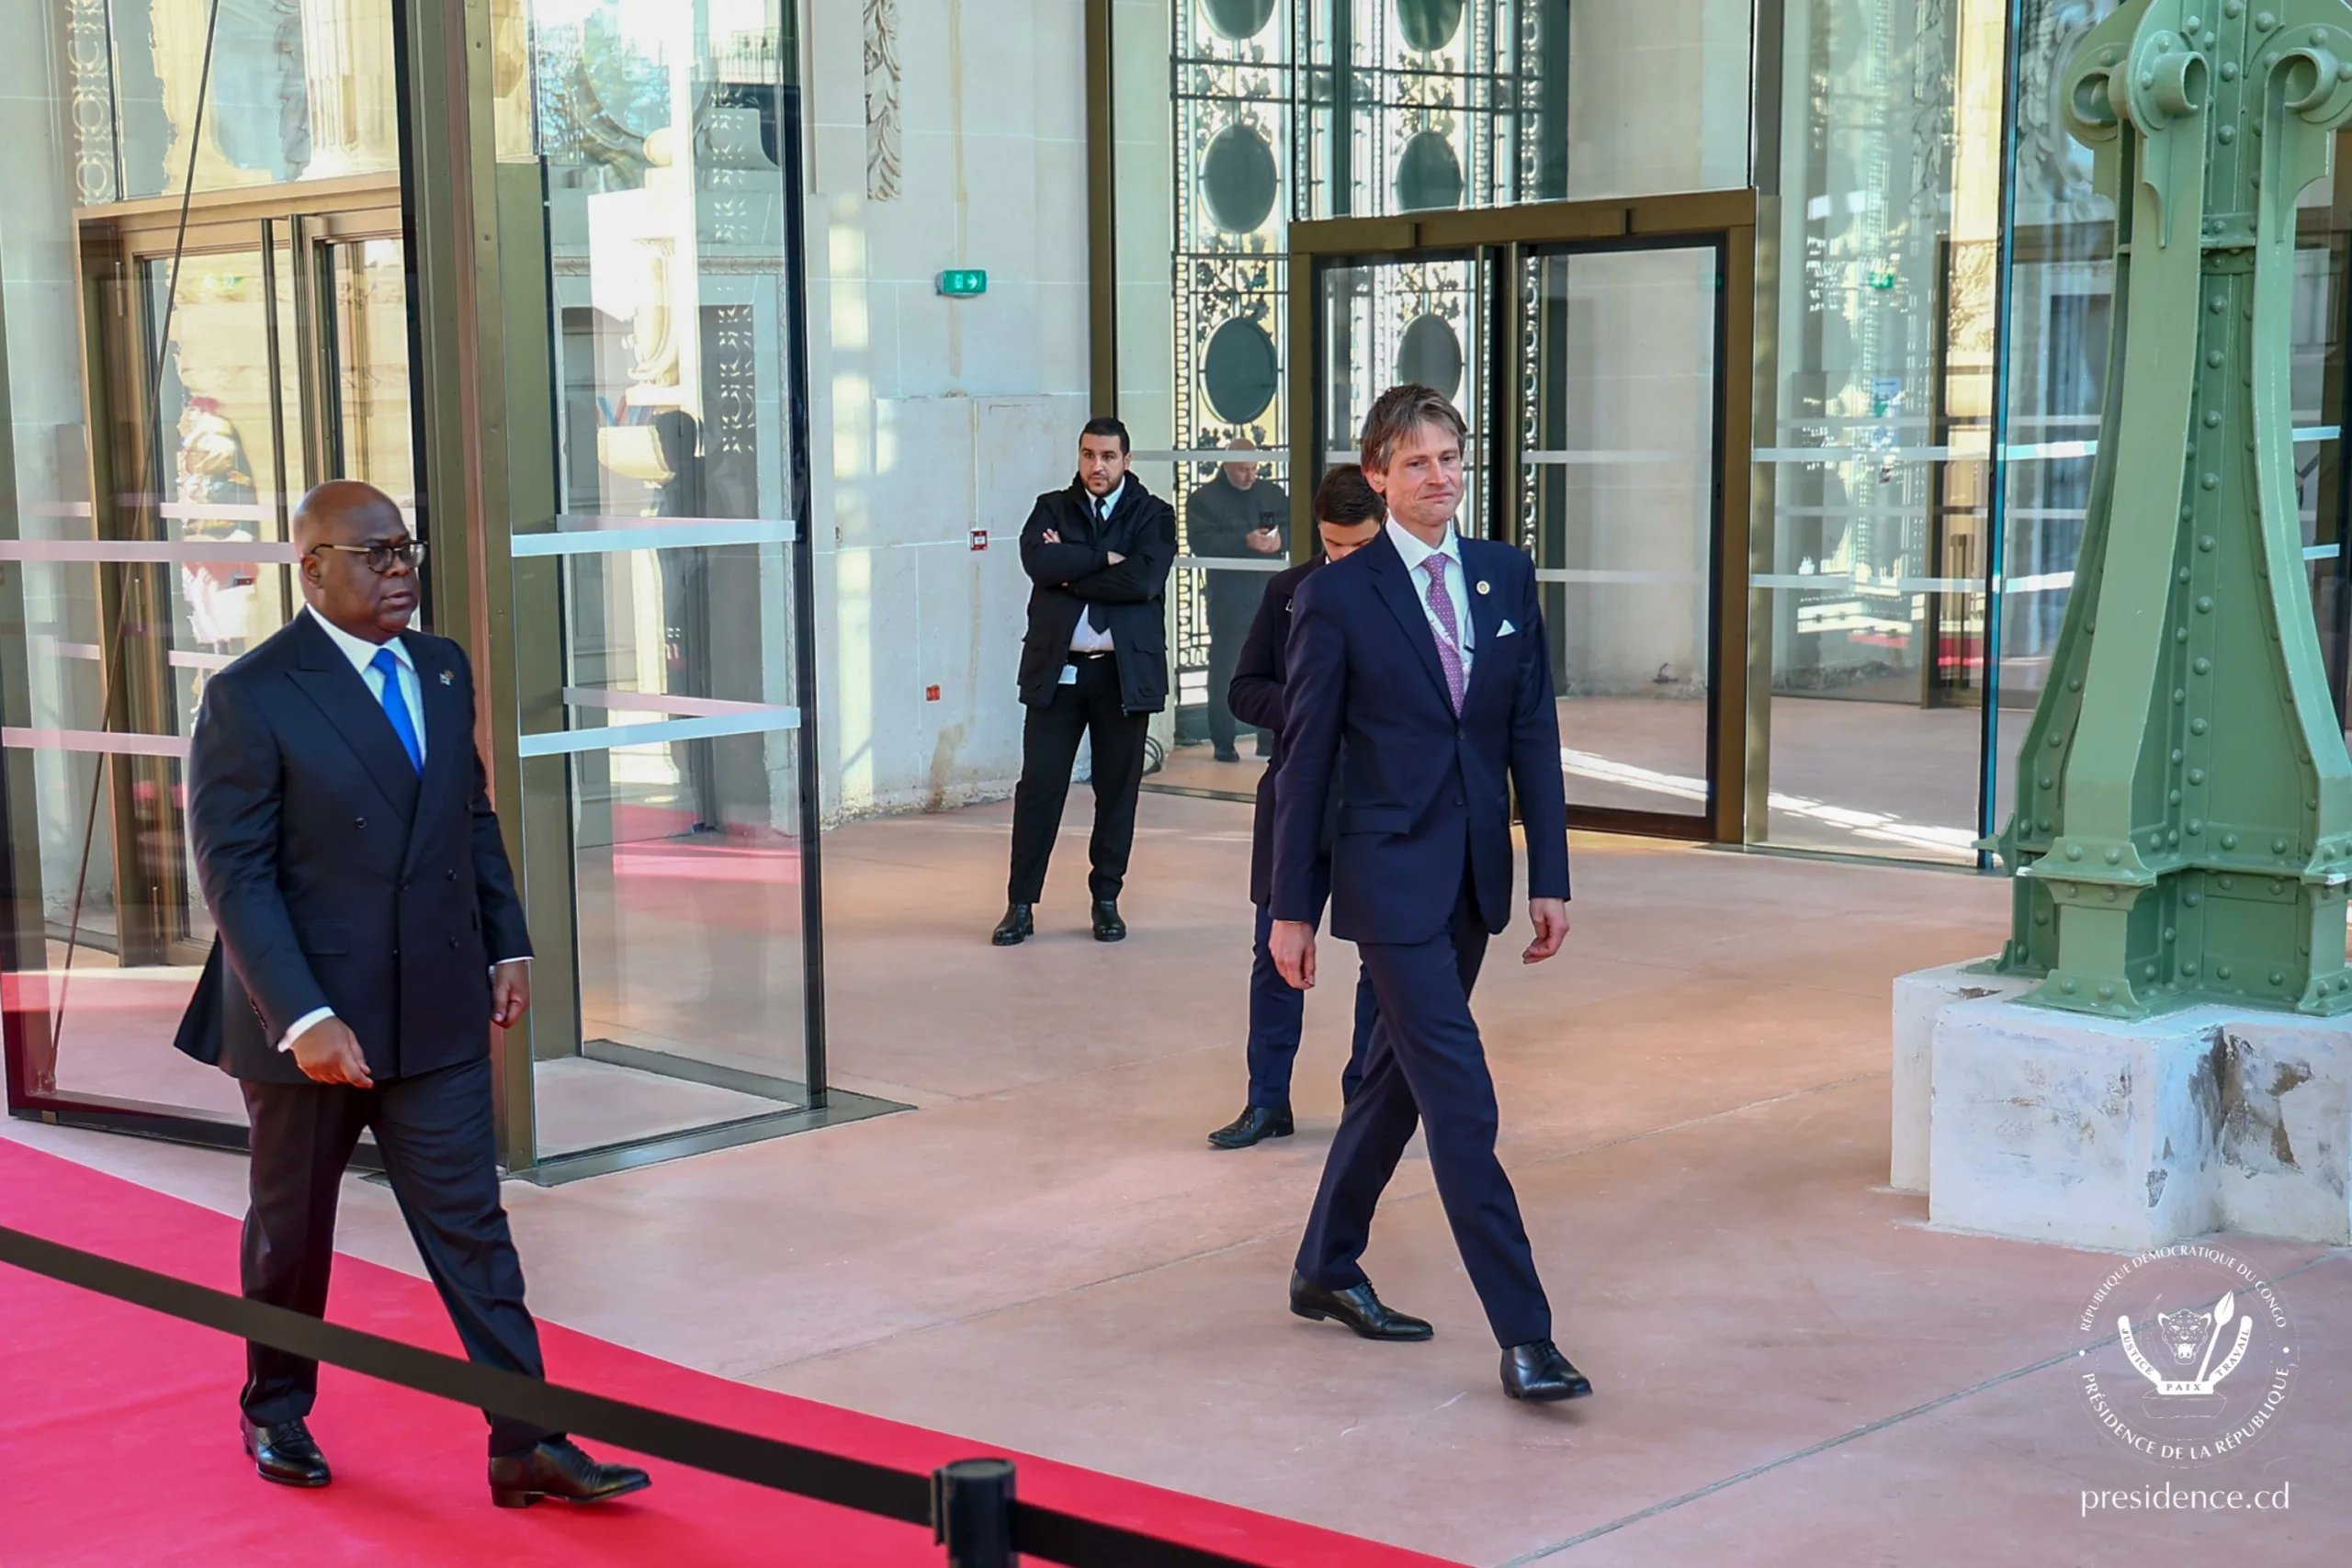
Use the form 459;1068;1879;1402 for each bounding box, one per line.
993;416;1178;946
1270;385;1592;1404
177;479;650;1505
1204;466;1385;1150
1185;436;1289;762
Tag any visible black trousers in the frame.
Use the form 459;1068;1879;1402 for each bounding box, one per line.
239;1054;552;1457
1294;862;1553;1348
1007;652;1150;905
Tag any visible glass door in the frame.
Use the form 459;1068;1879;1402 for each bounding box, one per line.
1522;240;1725;832
1319;252;1494;543
1296;198;1747;840
1;189;406;1138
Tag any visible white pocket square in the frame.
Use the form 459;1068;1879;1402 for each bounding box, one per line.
1497;619;1519;637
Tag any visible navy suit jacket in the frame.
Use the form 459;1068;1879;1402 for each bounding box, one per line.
1269;529;1569;945
1228;554;1332;909
172;612;532;1085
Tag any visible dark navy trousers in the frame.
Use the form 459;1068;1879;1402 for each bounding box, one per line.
1247;901;1376;1109
1294;863;1552;1348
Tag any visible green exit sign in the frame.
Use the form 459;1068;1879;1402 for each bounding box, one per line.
936;268;988;298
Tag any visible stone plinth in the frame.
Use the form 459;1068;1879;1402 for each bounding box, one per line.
1895;963;2352;1249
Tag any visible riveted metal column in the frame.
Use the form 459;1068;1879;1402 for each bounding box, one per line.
391;0;569;1168
1993;0;2352;1019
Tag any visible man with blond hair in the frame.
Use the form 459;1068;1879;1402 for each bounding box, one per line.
1269;384;1588;1403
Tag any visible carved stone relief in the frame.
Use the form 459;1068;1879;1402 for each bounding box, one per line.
864;0;902;200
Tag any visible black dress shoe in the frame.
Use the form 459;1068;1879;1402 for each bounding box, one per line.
1288;1271;1433;1341
990;903;1035;946
489;1438;651;1509
1091;898;1126;942
1214;746;1241;762
1500;1339;1593;1402
243;1416;331;1488
1207;1105;1295;1149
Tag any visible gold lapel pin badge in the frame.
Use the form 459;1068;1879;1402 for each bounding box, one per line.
1476;580;1491;595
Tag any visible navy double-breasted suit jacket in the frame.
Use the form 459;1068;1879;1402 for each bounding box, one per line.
173;612;532;1085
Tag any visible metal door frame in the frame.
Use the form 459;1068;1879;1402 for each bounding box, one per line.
1285;190;1757;844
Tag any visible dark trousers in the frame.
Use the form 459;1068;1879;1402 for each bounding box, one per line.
239;1055;552;1457
1205;600;1265;756
1007;652;1150;904
1247;900;1376;1109
1294;863;1552;1348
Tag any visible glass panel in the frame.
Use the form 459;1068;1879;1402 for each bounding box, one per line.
1755;0;2008;863
103;0;403;201
1169;446;1290;786
324;237;414;504
528;0;809;1161
27;244;299;1124
1524;244;1717;819
1319;254;1489;540
1991;0;2349;837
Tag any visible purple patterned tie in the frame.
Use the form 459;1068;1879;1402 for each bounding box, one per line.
1420;557;1467;714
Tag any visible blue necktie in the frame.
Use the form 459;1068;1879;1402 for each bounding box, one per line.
369;647;424;774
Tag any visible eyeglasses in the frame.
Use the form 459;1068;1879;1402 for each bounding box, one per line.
308;539;425;575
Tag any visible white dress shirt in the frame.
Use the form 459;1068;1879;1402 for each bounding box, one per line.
278;606;525;1054
1385;518;1475;682
1068;478;1125;655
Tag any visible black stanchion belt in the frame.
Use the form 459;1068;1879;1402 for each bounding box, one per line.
0;1224;1263;1568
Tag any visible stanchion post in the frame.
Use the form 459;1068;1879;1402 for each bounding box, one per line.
933;1457;1019;1567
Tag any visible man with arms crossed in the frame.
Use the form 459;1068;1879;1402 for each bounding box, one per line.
176;480;650;1504
1270;385;1590;1402
993;417;1178;945
1205;465;1384;1149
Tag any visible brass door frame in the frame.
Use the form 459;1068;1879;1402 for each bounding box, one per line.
1284;190;1758;845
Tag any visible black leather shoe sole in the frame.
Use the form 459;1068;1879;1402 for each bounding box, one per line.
1206;1113;1294;1149
1503;1375;1594;1403
492;1472;651;1509
243;1434;330;1488
990;928;1029;946
1091;924;1125;942
1288;1295;1435;1342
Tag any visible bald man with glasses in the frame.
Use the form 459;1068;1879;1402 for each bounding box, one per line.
175;479;649;1508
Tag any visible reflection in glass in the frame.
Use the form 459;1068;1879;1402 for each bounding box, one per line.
33;247;300;1123
326;238;414;506
1992;0;2348;836
1757;0;2007;862
1524;246;1717;819
101;0;402;201
531;0;809;1160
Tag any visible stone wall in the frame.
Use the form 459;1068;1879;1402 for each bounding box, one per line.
802;0;1093;821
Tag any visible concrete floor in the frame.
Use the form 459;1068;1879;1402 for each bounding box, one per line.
8;795;2349;1565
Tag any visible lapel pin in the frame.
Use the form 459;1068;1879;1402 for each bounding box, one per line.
438;670;454;686
1476;580;1491;595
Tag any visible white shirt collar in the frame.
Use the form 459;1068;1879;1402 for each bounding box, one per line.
1385;518;1461;573
1091;478;1127;519
307;604;413;678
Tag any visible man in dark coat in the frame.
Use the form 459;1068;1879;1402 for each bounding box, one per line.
993;417;1178;945
1185;436;1290;761
1205;465;1385;1150
175;479;649;1506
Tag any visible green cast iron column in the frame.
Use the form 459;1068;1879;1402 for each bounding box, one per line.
1992;0;2352;1018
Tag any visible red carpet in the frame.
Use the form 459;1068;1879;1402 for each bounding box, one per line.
0;1138;1462;1567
